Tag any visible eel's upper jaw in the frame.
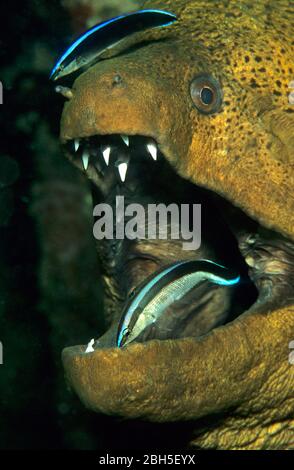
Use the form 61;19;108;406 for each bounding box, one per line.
60;45;294;243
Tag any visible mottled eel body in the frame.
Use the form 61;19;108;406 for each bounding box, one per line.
59;0;294;449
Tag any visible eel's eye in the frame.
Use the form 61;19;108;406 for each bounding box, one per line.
190;75;222;114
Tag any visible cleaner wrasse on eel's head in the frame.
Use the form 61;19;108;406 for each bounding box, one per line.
55;0;294;449
50;10;177;81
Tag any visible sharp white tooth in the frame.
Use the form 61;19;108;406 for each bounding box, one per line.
121;135;129;146
85;338;95;353
82;150;89;170
147;143;157;161
245;255;255;268
118;162;128;182
74;139;80;152
102;147;111;166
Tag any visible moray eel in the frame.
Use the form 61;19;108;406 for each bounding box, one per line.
57;0;294;449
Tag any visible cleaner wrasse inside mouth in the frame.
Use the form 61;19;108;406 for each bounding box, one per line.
50;9;177;81
117;260;240;348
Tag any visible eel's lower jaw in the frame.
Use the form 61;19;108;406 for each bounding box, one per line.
62;134;294;353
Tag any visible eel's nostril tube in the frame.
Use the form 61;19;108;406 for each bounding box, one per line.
112;74;123;87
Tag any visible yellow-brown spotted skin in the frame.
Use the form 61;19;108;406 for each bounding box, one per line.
60;0;294;449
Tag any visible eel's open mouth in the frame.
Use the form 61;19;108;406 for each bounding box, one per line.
63;133;294;351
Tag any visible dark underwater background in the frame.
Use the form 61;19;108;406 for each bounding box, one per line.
0;0;190;449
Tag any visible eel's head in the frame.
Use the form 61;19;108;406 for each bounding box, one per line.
60;0;294;449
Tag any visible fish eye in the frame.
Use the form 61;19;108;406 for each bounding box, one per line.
121;328;130;344
190;75;222;114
